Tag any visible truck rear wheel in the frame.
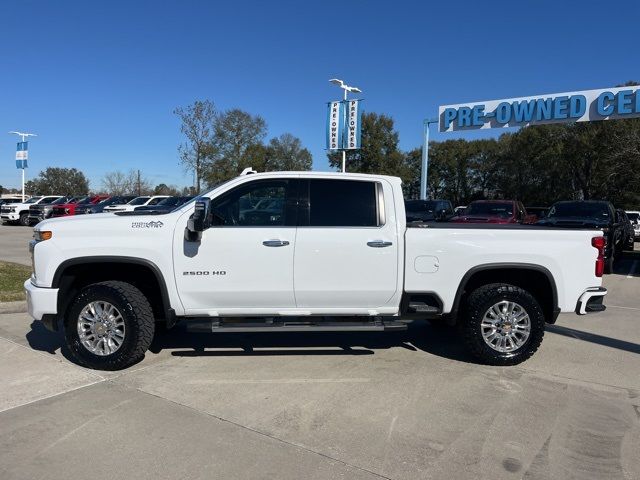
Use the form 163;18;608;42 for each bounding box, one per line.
64;281;155;370
460;283;544;366
19;212;30;226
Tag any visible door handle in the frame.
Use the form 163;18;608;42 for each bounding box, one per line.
262;239;290;247
367;240;393;248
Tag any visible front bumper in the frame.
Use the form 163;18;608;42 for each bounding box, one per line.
1;213;19;221
24;279;58;321
575;287;607;315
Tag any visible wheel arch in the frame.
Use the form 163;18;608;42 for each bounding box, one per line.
52;256;174;327
451;263;559;324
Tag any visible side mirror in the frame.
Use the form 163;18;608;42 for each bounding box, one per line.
436;209;448;221
186;198;211;242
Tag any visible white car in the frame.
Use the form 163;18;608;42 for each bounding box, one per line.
1;195;61;226
26;171;607;370
103;195;169;213
626;210;640;240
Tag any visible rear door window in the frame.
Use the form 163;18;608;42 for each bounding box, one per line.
304;179;379;227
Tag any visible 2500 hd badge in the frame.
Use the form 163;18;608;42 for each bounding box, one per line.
183;270;227;276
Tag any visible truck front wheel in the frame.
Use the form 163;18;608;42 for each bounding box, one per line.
461;283;544;366
64;281;155;370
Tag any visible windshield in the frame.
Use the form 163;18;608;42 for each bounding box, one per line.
128;196;150;206
628;213;639;222
25;197;42;204
76;196;92;205
548;202;609;219
405;200;439;213
466;202;513;217
52;196;72;205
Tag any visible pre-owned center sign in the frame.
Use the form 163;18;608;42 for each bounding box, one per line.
439;85;640;132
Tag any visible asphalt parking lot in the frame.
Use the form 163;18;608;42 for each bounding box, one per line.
0;223;639;480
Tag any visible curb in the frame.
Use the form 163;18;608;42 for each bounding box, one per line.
0;301;28;314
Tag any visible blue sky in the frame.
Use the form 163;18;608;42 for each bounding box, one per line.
1;0;639;190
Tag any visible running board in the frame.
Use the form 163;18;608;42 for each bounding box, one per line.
185;319;408;333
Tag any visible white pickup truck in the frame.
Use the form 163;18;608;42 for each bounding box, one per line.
2;195;61;226
25;171;608;370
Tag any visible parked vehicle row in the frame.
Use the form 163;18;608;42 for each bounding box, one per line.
2;194;194;226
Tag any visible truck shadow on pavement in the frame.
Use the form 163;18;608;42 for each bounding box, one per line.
152;320;476;363
24;318;640;368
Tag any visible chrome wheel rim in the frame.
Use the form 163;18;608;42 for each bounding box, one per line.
481;301;531;353
77;301;125;356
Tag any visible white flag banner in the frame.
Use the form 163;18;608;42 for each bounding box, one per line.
345;100;362;149
326;101;344;150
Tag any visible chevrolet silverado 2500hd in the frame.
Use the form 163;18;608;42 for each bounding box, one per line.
25;171;608;370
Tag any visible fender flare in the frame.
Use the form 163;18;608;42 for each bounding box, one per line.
52;256;173;320
450;263;559;322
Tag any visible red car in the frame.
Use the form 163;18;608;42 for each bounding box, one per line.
51;195;110;217
450;200;536;224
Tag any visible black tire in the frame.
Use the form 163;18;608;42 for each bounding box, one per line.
604;250;614;274
64;281;155;370
19;212;30;226
460;283;545;366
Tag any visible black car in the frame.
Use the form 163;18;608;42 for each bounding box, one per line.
405;199;454;222
81;195;138;214
617;209;635;251
537;200;624;273
133;196;194;213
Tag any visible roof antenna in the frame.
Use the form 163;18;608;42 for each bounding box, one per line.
240;167;257;175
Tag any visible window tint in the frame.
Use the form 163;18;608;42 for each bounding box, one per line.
466;202;513;217
548;202;609;219
308;179;377;227
212;181;288;226
147;197;165;206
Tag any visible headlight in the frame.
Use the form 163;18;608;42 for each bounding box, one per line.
64;208;70;214
9;207;16;212
34;230;53;242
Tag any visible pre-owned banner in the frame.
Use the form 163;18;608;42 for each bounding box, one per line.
16;141;28;160
345;100;362;149
326;101;344;150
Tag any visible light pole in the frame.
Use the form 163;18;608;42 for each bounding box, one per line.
9;131;37;201
420;119;438;200
329;78;362;172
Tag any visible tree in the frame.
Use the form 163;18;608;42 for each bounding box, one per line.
203;109;267;185
264;133;312;171
101;169;152;195
25;167;89;195
174;100;217;194
153;183;181;196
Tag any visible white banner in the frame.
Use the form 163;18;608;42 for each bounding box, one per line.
345;100;361;149
326;101;344;150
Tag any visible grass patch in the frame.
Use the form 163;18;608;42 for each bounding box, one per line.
0;261;31;302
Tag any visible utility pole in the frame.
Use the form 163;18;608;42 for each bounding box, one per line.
137;169;141;195
420;119;438;200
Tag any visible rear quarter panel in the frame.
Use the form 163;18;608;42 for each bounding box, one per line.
405;227;602;313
